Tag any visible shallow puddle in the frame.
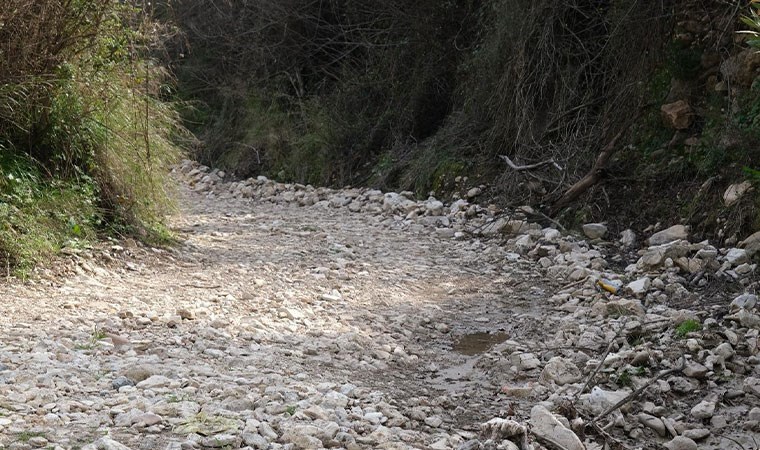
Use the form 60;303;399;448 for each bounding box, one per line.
428;357;479;391
452;332;508;356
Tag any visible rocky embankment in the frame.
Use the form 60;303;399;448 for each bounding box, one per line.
0;161;758;450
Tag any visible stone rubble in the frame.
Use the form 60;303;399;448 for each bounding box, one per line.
0;160;757;450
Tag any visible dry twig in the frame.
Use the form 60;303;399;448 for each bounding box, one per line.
719;435;747;450
590;357;685;425
499;155;563;172
574;319;628;401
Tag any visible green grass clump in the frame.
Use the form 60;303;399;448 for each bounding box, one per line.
91;328;108;341
0;154;98;277
15;431;46;443
675;319;701;338
615;369;633;387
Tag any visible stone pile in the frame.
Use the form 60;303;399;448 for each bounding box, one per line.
179;160;758;290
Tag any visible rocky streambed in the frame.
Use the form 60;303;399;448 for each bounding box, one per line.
0;161;758;450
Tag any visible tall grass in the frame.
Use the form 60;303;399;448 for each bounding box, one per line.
0;0;183;273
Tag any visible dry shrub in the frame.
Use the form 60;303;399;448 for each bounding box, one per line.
452;0;673;204
170;0;752;235
170;0;675;196
168;0;471;185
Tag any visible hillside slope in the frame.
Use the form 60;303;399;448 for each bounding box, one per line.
169;0;760;243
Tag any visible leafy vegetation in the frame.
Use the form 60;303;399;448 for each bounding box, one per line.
675;319;702;338
740;0;760;49
14;431;46;443
615;369;633;388
0;0;183;274
0;153;96;274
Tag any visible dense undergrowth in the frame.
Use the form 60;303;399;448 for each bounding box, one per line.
0;0;183;274
169;0;760;242
4;0;758;274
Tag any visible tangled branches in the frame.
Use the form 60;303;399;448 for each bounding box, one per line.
466;0;674;205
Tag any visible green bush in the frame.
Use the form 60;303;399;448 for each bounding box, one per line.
0;0;183;272
740;1;760;49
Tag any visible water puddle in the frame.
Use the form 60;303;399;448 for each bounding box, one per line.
428;332;509;392
428;358;479;391
452;332;508;356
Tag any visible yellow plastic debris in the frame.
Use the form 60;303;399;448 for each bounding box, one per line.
596;278;622;294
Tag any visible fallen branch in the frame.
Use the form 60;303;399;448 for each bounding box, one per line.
560;278;588;290
182;283;222;289
549;128;629;214
589;421;633;450
521;208;567;232
574;319;628;401
499;155;563;172
590;357;684;425
550;108;647;215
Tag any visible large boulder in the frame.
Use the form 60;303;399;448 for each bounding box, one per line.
582;223;608;240
620;229;637;248
626;277;651;296
723;181;754;206
723;49;760;88
540;357;582;386
529;406;585;450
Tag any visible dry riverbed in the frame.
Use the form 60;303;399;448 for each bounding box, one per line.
0;162;758;450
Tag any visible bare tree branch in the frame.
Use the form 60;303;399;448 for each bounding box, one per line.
499;155;563;172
